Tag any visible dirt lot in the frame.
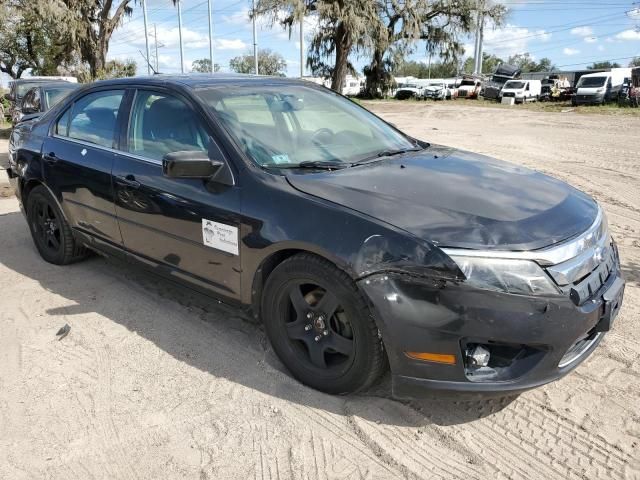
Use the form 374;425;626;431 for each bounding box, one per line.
1;103;639;479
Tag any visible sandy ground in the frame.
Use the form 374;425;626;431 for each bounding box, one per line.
0;103;639;480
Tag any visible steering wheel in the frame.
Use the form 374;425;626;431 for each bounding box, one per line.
310;128;335;145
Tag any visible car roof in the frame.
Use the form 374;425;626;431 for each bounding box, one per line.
12;78;69;85
35;82;80;90
89;73;309;90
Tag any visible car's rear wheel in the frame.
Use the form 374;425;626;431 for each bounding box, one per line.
261;254;386;394
26;186;86;265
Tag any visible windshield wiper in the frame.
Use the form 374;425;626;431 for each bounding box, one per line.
265;160;348;170
352;147;423;166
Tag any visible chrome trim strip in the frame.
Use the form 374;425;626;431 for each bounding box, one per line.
442;207;606;267
558;332;602;368
546;243;611;286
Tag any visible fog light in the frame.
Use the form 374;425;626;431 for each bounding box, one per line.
467;345;490;367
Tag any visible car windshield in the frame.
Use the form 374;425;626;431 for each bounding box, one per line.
578;76;607;88
504;81;526;89
460;80;476;86
44;87;76;108
196;84;416;167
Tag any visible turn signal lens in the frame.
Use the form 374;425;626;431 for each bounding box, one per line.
405;352;456;365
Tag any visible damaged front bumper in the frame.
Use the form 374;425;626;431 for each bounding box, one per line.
358;260;624;398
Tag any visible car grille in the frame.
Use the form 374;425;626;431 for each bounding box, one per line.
502;92;516;98
458;90;468;97
575;95;595;102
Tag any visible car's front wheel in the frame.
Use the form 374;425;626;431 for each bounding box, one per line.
26;185;86;265
261;254;386;394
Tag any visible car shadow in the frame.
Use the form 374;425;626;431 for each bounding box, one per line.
0;209;517;428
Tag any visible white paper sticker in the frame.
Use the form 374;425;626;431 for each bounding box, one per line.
202;219;239;255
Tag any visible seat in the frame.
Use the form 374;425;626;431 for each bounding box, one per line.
141;97;204;159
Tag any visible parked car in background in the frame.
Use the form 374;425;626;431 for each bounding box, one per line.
8;82;81;164
7;76;77;124
423;80;452;100
7;74;625;398
456;76;482;99
483;64;521;100
572;69;632;105
499;79;542;104
17;82;80;121
395;83;423;100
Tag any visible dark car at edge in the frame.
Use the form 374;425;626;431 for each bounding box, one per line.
7;74;625;398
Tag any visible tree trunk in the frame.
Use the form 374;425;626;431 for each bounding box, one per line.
330;22;352;93
364;48;385;98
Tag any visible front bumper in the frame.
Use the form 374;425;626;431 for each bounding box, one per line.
358;263;624;398
573;93;605;105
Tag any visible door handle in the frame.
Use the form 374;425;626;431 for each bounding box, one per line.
43;152;57;164
115;175;140;189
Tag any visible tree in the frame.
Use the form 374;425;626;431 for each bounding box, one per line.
0;1;75;78
362;0;506;98
229;49;287;76
97;59;137;79
588;61;621;70
191;58;221;73
507;53;556;73
394;59;458;78
463;53;504;75
257;0;380;91
629;57;640;67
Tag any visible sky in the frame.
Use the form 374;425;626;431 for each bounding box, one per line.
2;0;640;86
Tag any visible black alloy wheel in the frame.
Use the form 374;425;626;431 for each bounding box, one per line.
26;186;86;265
262;254;386;394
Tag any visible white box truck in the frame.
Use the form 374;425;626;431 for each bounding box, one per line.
572;68;632;105
499;79;542;104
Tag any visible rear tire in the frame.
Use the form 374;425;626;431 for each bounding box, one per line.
261;254;386;394
26;185;86;265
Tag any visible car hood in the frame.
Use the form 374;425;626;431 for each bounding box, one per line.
286;146;599;251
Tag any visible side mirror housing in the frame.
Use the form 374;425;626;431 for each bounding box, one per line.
162;151;222;179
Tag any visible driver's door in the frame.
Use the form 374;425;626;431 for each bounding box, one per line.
112;88;242;299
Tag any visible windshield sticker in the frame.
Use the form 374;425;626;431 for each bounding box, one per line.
271;154;290;164
202;219;239;255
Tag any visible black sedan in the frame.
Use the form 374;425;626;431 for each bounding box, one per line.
7;75;624;397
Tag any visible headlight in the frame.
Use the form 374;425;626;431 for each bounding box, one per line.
448;256;560;296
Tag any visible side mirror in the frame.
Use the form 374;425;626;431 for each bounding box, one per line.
162;151;222;179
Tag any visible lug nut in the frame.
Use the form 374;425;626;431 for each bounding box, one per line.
304;324;312;331
318;314;326;322
314;335;321;342
306;312;313;319
323;330;329;336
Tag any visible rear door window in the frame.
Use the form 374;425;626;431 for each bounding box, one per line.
66;90;125;148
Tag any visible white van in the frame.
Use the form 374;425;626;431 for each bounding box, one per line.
573;69;632;105
499;79;542;103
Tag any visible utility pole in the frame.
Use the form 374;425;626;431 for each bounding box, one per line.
177;0;185;73
208;0;214;73
299;18;304;78
252;0;258;74
154;24;160;73
473;0;485;75
142;0;151;75
427;50;432;79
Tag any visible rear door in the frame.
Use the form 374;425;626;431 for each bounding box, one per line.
42;89;126;246
112;88;242;299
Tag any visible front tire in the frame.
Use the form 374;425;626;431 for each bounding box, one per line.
26;186;86;265
261;254;386;394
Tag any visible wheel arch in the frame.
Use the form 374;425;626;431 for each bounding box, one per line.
21;179;69;224
249;247;354;322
